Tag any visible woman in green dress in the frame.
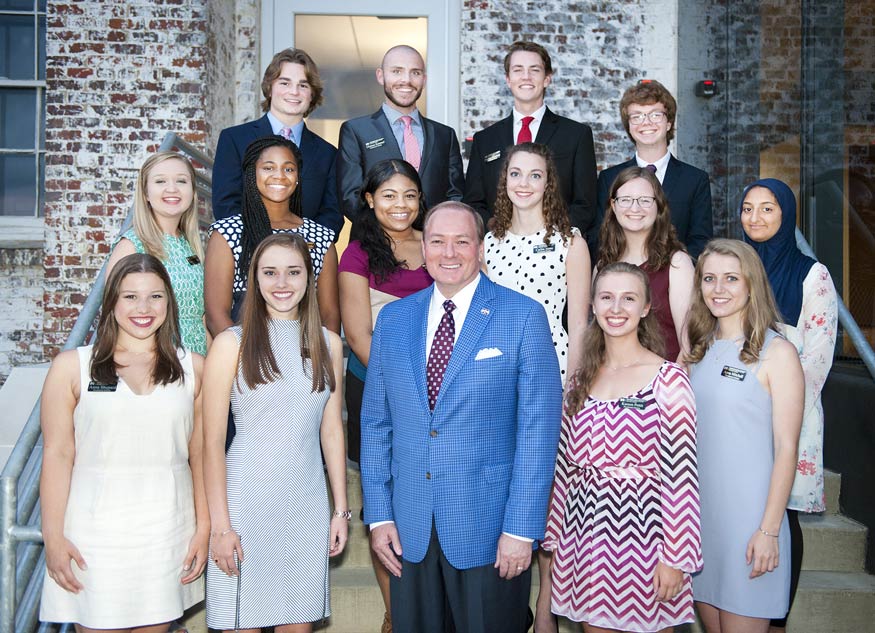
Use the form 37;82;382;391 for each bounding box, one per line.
108;152;208;354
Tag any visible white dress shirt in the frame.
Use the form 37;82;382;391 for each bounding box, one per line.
635;149;671;184
512;104;547;144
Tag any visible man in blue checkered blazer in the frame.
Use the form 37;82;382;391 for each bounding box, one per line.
361;201;563;632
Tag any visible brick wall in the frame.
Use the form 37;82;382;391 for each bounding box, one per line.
0;249;45;379
459;0;675;172
40;1;240;360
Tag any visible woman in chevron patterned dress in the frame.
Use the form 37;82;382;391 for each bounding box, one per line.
202;233;348;631
543;262;702;633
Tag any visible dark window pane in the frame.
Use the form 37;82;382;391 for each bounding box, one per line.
0;1;35;10
0;153;37;216
0;15;35;80
37;151;43;214
39;87;44;149
0;88;36;149
38;15;45;79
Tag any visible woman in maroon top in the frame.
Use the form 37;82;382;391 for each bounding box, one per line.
338;158;431;633
595;166;693;360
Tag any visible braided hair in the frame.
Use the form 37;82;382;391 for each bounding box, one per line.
239;135;304;275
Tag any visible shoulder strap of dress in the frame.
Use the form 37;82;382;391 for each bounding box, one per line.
77;345;93;393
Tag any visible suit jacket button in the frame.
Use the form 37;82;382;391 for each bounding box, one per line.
425;472;431;480
430;430;438;438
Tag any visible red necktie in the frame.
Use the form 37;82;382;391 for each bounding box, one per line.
426;300;456;410
401;115;421;171
517;116;534;144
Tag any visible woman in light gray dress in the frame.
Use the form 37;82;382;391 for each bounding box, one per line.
685;239;803;633
202;233;348;632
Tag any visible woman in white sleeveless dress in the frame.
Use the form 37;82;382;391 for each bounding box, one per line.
39;253;209;631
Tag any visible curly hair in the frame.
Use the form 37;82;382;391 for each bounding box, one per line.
491;143;572;246
260;48;324;117
619;80;677;144
239;136;304;277
355;159;425;283
685;239;780;366
596;166;685;271
564;262;665;414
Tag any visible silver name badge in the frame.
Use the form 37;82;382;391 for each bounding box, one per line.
485;150;501;163
365;138;386;150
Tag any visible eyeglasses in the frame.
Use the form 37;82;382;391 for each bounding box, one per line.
613;196;656;209
627;111;667;125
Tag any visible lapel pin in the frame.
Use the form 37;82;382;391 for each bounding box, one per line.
481;308;490;315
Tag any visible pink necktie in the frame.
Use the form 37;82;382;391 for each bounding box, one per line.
400;115;421;171
280;127;293;142
426;300;456;410
517;116;534;144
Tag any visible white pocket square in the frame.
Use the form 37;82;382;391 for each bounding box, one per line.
475;347;503;360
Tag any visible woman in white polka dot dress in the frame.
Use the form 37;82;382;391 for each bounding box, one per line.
484;142;591;383
485;142;591;633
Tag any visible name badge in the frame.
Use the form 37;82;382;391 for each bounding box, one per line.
87;381;118;392
533;243;556;254
619;397;647;410
485;150;501;163
365;138;386;150
721;366;747;381
186;255;200;265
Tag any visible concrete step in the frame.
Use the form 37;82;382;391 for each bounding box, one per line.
801;513;868;572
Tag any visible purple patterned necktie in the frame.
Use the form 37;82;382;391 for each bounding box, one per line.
645;163;657;173
426;300;456;410
280;127;293;143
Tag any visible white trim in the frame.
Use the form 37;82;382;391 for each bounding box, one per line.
0;217;44;250
264;0;462;134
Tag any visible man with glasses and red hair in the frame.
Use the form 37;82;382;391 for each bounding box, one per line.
592;80;713;259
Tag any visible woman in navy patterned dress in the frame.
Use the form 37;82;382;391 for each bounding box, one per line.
205;136;340;337
203;233;348;631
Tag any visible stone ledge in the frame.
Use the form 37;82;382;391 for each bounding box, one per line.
0;217;45;250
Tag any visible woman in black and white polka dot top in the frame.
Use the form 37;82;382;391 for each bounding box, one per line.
484;142;591;383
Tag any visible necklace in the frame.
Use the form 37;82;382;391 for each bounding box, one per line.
604;356;645;371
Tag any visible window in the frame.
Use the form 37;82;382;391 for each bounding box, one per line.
0;0;46;217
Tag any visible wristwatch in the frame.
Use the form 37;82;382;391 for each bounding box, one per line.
333;509;352;521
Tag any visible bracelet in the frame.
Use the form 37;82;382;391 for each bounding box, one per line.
758;527;779;538
211;528;235;538
333;510;352;521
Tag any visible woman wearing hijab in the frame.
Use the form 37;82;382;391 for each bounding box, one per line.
739;178;838;632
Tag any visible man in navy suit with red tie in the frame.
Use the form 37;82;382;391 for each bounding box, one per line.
211;48;343;235
593;80;713;259
336;45;465;225
463;41;598;234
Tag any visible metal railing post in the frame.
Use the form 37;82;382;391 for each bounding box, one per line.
1;476;18;633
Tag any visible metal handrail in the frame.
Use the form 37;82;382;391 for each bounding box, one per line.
795;227;875;380
0;132;214;633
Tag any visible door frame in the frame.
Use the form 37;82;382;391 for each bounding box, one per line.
262;0;462;134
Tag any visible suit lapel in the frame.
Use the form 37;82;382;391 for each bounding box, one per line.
497;114;514;147
434;274;495;410
372;110;402;155
254;114;273;137
661;154;679;196
418;115;434;174
410;287;432;412
534;107;559;146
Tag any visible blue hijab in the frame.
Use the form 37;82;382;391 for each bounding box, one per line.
740;178;816;325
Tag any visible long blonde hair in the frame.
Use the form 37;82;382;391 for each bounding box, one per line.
686;239;780;365
565;262;665;414
132;151;204;261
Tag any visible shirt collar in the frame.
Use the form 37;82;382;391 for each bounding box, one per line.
635;150;671;172
266;111;305;144
512;104;547;125
382;103;422;126
431;273;481;314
